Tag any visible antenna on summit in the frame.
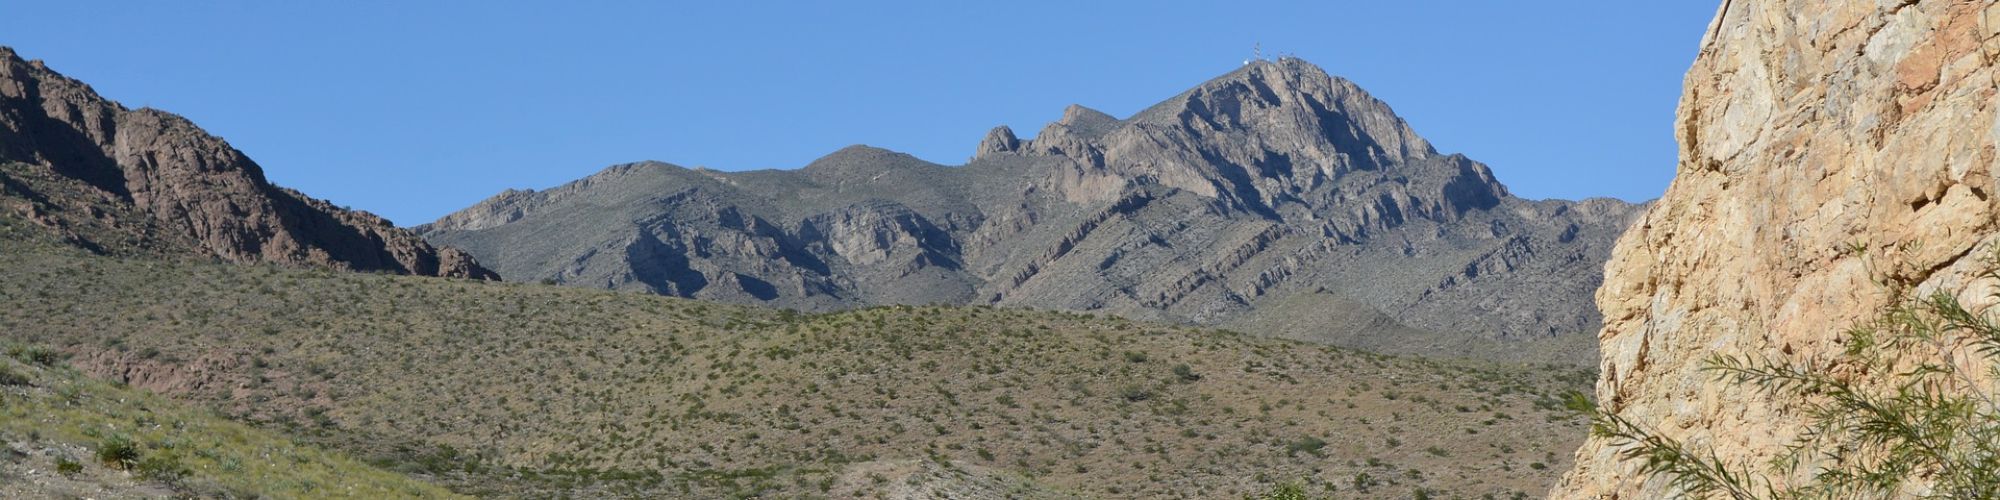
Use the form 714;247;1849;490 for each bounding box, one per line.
1246;42;1264;66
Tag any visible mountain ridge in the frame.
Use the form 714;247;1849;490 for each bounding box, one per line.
0;46;496;279
424;57;1643;363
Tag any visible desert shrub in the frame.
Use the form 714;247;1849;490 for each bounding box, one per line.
1285;436;1328;457
1351;472;1376;492
96;434;140;469
1117;384;1153;402
1569;266;2000;499
1246;481;1311;500
1172;364;1202;383
7;344;59;366
55;455;83;477
136;453;188;482
0;364;27;386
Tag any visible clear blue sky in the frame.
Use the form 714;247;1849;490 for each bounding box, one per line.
3;1;1717;225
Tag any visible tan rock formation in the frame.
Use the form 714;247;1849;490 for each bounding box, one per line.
1556;0;1999;496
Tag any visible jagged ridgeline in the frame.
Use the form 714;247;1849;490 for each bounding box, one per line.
421;58;1642;363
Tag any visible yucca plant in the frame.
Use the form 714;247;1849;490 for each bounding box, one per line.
1570;266;2000;499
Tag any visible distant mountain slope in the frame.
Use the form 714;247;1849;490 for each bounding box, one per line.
423;58;1640;362
0;46;494;279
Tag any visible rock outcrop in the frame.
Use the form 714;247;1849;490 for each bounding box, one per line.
1556;0;1999;496
972;126;1022;160
0;46;495;279
424;58;1644;363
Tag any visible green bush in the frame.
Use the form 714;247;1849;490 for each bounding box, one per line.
1351;472;1376;492
1285;436;1328;457
136;454;188;482
96;434;140;469
1117;384;1153;402
55;455;83;477
7;344;59;366
1246;481;1310;500
0;364;27;386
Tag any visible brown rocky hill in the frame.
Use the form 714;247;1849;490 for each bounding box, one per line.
1557;0;1999;496
422;58;1643;363
0;46;494;279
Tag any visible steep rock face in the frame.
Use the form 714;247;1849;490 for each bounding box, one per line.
1556;0;2000;496
0;46;494;279
425;58;1643;363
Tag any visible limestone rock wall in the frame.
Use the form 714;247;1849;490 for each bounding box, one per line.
1556;0;2000;496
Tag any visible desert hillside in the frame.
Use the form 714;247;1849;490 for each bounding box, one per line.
0;342;463;499
0;228;1591;498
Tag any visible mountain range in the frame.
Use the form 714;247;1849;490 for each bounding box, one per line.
0;41;1642;364
420;58;1643;362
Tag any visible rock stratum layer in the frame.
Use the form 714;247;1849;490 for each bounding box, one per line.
423;58;1643;362
1557;0;2000;496
0;47;495;279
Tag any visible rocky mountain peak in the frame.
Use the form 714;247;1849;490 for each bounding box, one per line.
1050;104;1120;137
972;125;1021;160
987;57;1502;219
1136;57;1436;163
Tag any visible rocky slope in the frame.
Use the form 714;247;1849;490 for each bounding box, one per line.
423;58;1642;363
0;46;494;279
1556;0;2000;496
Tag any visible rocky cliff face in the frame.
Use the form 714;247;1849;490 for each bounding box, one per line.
424;58;1643;362
0;46;495;279
1556;0;1999;496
